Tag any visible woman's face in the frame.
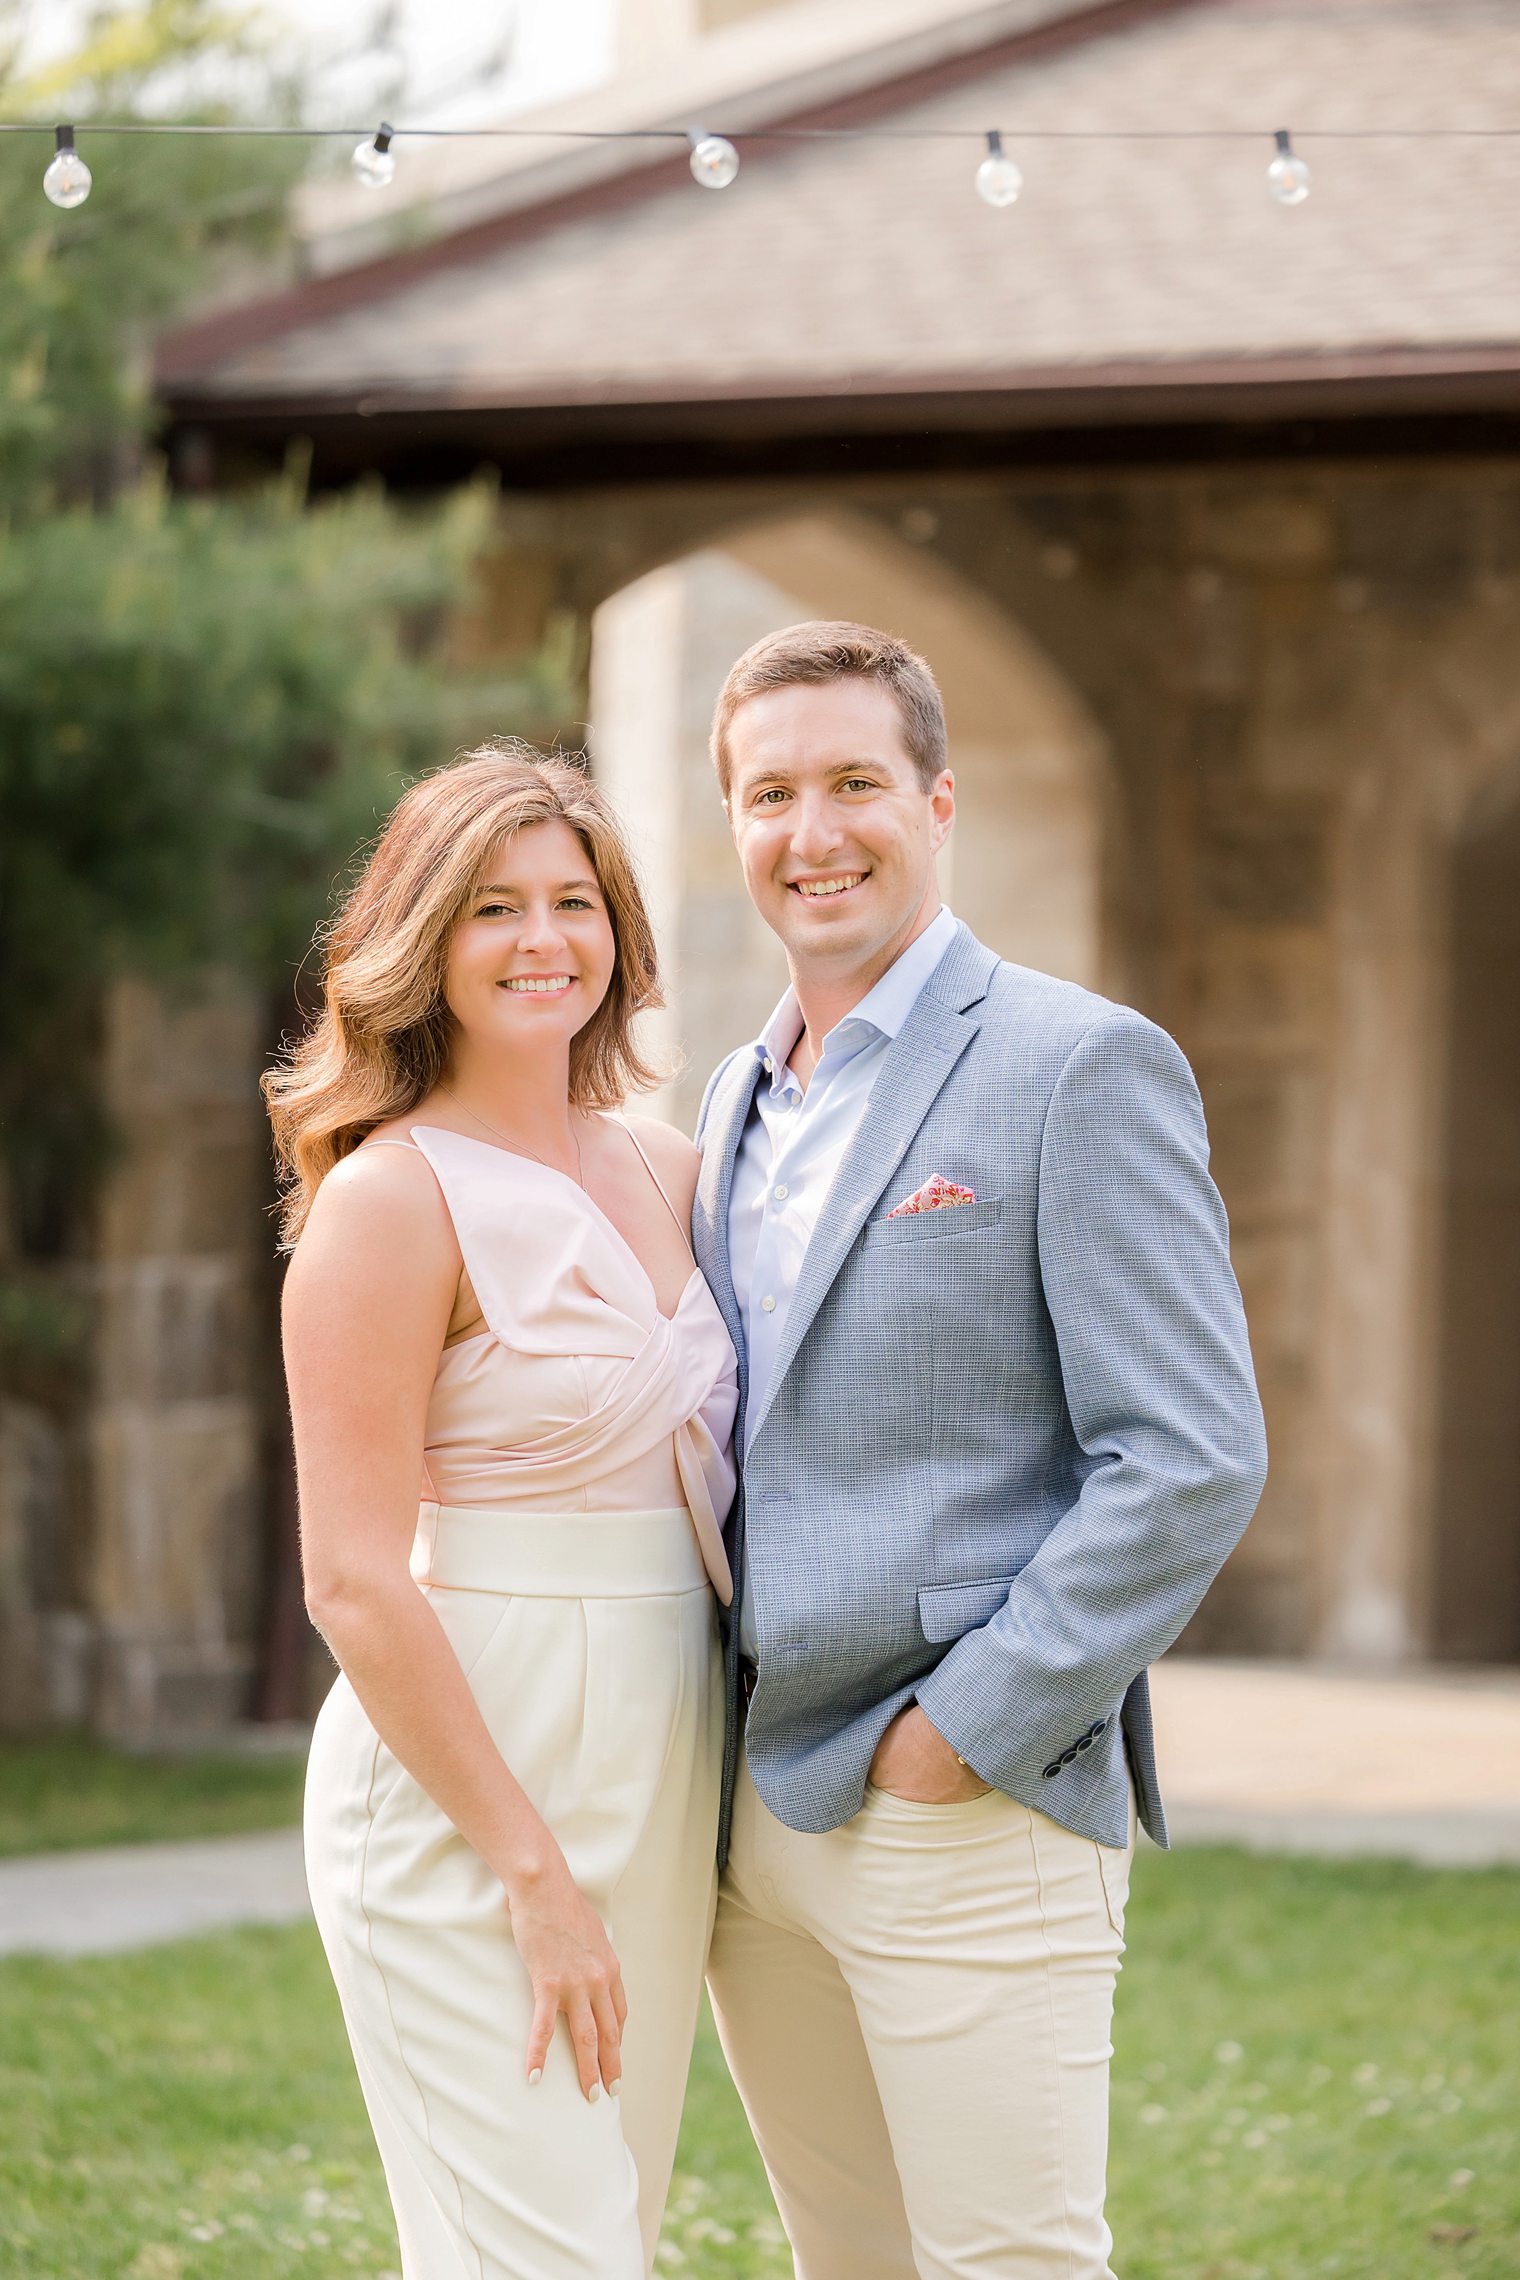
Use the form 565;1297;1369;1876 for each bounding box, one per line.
444;819;617;1059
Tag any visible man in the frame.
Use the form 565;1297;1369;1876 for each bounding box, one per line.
690;621;1266;2280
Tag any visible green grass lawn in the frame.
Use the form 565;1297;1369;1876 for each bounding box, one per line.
0;1737;304;1860
2;1850;1515;2279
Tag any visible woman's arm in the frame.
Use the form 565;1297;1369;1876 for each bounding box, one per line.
284;1147;624;2099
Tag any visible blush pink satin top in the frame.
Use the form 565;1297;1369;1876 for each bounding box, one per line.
404;1123;738;1603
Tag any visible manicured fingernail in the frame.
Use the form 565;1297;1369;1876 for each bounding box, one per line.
587;2083;601;2103
610;2079;621;2097
528;2068;542;2086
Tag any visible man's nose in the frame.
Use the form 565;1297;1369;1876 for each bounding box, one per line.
788;794;842;864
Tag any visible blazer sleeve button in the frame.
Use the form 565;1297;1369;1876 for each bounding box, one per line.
1042;1761;1061;1779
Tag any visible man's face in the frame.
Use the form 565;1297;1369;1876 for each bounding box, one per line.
725;677;954;982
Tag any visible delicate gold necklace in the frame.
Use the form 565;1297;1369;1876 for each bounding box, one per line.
439;1084;585;1188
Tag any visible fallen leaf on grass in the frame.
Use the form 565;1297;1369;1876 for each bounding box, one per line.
1429;2224;1478;2246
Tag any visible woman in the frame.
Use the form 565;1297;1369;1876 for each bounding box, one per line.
266;744;737;2280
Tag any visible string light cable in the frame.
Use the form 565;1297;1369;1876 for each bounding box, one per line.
10;113;1520;213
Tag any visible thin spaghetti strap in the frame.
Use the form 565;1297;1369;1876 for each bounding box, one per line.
613;1114;694;1256
361;1138;422;1153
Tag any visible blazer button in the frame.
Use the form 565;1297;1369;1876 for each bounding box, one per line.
1061;1747;1079;1766
1091;1719;1107;1736
1042;1761;1061;1779
1076;1735;1093;1752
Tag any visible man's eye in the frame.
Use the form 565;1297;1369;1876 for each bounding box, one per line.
755;788;789;806
842;778;878;792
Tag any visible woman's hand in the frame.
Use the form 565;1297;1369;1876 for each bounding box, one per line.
507;1856;628;2100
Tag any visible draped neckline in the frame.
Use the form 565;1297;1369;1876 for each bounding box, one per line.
407;1122;702;1329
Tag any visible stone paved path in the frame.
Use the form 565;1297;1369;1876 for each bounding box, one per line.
2;1660;1517;1956
0;1828;309;1958
1151;1657;1520;1867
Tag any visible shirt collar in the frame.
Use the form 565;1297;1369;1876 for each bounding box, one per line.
751;906;959;1098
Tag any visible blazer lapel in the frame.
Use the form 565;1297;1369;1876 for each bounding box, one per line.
693;1048;762;1375
746;925;998;1448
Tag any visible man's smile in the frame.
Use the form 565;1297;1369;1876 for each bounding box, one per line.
789;872;868;899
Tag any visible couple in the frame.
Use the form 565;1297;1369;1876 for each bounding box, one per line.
269;621;1266;2280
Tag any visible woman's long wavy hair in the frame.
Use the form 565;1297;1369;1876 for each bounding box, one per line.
263;742;663;1247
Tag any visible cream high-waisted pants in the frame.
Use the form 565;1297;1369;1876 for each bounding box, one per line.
708;1753;1134;2280
304;1506;722;2280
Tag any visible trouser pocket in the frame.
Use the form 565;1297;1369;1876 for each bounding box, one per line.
1093;1838;1130;1937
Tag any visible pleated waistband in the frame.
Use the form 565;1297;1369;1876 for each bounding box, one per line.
409;1504;709;1598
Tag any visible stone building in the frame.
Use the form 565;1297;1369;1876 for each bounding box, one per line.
5;0;1519;1739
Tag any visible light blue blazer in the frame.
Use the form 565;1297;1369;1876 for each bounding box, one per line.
693;922;1267;1860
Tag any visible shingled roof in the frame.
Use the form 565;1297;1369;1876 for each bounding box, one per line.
158;0;1520;427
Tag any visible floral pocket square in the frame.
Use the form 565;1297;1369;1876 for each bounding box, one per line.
887;1174;977;1218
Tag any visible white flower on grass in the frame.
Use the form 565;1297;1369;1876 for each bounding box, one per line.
1307;2063;1333;2088
1352;2062;1379;2088
654;2243;687;2268
1422;2072;1446;2092
1139;2104;1167;2125
1215;2040;1244;2064
1226;2107;1248;2126
1363;2098;1393;2117
303;2188;331;2215
285;2143;313;2163
1439;2092;1464;2113
1267;2114;1292;2132
1242;2128;1269;2149
1449;2169;1476;2191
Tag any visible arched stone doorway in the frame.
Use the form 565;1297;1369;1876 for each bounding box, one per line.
588;508;1116;1125
1429;782;1520;1660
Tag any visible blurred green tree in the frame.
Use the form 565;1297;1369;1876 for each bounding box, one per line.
0;3;566;1319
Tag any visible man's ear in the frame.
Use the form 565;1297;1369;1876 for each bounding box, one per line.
930;768;956;854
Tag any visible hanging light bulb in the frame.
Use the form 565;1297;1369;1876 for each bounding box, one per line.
687;128;740;190
43;124;92;210
975;128;1023;209
1267;127;1311;206
352;122;397;190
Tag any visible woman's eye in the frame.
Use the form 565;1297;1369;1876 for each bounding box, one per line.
559;897;593;911
477;902;514;918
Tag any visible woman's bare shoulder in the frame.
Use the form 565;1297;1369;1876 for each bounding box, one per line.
290;1139;456;1285
622;1113;700;1208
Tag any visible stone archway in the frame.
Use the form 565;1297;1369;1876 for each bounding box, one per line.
588;508;1116;1126
1317;599;1520;1668
1428;781;1520;1660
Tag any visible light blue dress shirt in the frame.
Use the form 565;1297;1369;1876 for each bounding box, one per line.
728;904;959;1657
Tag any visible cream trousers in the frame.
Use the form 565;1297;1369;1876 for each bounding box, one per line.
304;1507;722;2280
707;1753;1134;2280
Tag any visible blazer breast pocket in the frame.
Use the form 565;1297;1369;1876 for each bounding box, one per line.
862;1197;1004;1248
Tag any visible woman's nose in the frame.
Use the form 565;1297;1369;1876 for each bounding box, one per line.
516;905;567;953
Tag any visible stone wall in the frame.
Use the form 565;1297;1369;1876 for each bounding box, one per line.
564;455;1520;1667
6;452;1516;1739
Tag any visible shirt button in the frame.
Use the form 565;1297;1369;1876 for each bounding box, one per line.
760;1295;777;1314
773;1183;789;1201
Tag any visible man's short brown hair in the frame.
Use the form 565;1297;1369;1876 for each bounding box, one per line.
710;620;948;798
